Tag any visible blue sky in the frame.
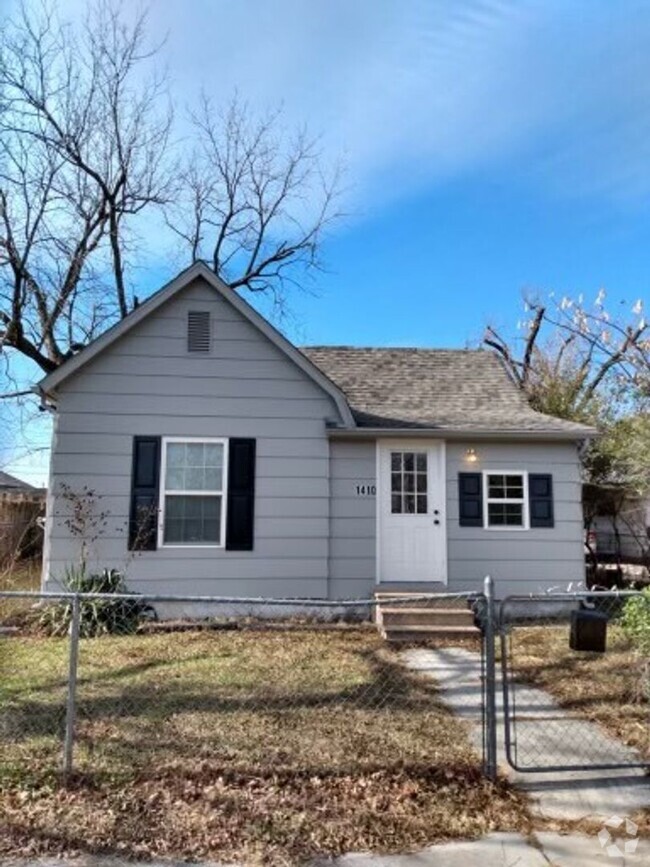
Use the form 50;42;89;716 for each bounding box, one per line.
289;175;650;348
4;0;650;484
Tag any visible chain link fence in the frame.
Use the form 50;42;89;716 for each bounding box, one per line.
499;590;650;772
0;589;487;786
2;584;648;789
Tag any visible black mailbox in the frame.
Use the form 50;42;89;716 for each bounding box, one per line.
570;609;607;653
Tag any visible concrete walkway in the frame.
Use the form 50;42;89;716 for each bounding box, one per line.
316;831;650;866
404;646;650;821
7;832;650;866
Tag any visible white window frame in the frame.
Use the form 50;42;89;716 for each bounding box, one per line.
158;436;229;548
483;470;529;531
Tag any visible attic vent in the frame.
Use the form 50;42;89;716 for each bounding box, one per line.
187;311;211;353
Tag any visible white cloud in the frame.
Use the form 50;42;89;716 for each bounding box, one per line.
10;0;650;211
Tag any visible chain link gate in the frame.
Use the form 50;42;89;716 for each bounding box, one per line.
478;577;498;779
498;590;650;773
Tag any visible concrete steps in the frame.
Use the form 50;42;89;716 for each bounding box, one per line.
374;591;461;608
375;592;481;643
384;624;481;643
380;607;475;627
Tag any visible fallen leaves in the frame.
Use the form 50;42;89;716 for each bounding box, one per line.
0;764;530;865
0;627;531;864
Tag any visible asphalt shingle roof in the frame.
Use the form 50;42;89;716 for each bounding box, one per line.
0;470;35;491
301;347;595;436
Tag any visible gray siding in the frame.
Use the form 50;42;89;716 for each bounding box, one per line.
446;441;585;595
44;277;341;598
326;438;586;599
44;274;587;603
329;440;376;597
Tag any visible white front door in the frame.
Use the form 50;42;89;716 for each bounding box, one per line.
377;441;447;583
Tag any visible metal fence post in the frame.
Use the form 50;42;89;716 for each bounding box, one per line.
63;594;81;779
483;575;498;781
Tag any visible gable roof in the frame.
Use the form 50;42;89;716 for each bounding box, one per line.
34;262;594;440
301;347;596;437
0;470;35;491
36;262;355;427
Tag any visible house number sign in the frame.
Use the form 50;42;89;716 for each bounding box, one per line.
354;483;376;497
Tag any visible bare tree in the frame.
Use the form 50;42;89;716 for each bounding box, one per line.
166;95;344;309
0;0;172;384
484;291;649;419
485;292;650;555
0;3;344;397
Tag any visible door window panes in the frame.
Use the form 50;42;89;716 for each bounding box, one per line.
390;451;428;514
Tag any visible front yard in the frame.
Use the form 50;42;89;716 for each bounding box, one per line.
0;627;529;865
2;588;647;864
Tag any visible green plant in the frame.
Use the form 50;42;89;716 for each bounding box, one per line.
621;588;650;701
621;589;650;656
35;566;155;637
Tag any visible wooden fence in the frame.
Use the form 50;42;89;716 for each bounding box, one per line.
0;492;46;565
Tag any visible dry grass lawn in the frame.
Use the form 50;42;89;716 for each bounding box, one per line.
0;558;41;589
0;627;529;865
0;559;41;618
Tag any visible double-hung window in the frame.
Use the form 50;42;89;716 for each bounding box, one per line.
484;472;528;529
160;438;227;546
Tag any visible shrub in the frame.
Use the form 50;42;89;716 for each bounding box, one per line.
35;566;156;637
621;588;650;701
621;588;650;656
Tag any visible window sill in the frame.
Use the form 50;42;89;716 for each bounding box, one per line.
483;525;529;532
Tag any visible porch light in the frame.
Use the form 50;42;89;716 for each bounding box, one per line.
465;448;478;463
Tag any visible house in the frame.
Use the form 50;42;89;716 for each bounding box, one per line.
584;482;649;579
37;262;596;607
0;470;36;492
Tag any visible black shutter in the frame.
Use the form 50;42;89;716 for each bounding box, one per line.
529;473;554;528
128;436;161;550
226;438;256;551
458;472;483;527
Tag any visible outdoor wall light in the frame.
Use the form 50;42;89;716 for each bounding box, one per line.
465;448;478;463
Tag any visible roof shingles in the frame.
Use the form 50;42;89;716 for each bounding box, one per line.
0;470;35;491
301;347;594;436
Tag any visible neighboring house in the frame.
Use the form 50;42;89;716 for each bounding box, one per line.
584;483;650;565
0;471;36;492
37;262;595;603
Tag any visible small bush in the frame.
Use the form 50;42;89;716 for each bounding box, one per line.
35;566;155;637
621;588;650;656
621;588;650;701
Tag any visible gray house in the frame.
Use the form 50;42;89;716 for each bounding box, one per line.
38;262;595;602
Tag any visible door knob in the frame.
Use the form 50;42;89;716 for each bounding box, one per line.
434;519;440;526
434;509;440;515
